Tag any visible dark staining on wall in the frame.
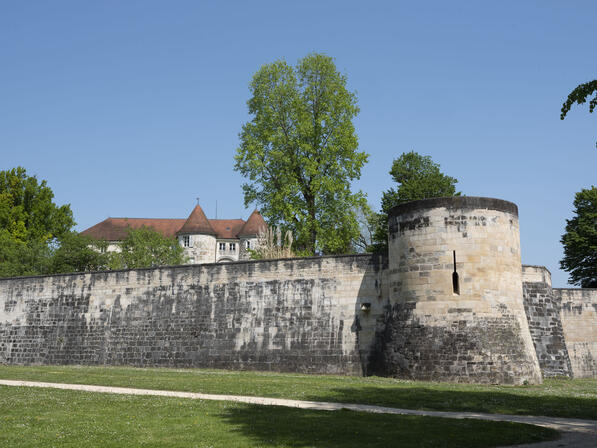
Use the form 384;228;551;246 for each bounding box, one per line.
444;215;491;238
522;279;572;377
555;288;597;378
387;216;429;240
388;197;519;218
525;285;572;377
0;255;386;376
398;217;430;234
372;302;539;384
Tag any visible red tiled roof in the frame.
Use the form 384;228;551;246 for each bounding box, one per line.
209;219;246;239
239;210;267;236
80;218;186;241
80;209;267;241
177;205;216;235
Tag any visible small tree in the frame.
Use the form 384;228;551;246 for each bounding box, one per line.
249;225;294;260
0;232;52;278
51;232;110;273
370;151;460;253
560;186;597;288
110;227;187;269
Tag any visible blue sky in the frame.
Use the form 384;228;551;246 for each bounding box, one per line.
1;1;595;286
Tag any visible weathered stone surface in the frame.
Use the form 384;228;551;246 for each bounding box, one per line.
382;197;542;384
557;287;597;378
522;266;572;377
1;196;595;383
0;255;386;375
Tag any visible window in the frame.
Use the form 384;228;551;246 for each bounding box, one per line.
245;240;251;250
219;242;226;251
229;243;236;251
182;236;191;248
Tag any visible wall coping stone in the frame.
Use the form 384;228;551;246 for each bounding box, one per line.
0;252;383;282
522;265;552;275
389;196;518;218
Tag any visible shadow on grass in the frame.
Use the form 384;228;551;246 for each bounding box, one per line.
221;404;559;448
302;386;597;420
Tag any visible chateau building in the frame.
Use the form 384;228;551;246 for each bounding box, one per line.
81;204;266;264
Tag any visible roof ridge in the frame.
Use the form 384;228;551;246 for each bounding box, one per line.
108;217;186;220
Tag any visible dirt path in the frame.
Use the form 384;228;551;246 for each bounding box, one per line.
1;379;595;447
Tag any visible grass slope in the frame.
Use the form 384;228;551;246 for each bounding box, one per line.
0;365;596;419
0;386;558;448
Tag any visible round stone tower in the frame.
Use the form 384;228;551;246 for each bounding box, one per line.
380;197;542;384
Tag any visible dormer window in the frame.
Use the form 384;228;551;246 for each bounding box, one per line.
182;236;191;247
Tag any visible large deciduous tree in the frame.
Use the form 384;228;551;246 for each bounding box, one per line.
370;151;459;253
560;186;597;288
234;53;368;255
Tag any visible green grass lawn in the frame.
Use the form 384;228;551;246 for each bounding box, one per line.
1;365;596;419
0;386;558;448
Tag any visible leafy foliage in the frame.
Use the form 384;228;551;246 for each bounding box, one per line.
0;168;191;277
0;234;52;277
0;167;74;244
370;152;459;253
0;167;75;277
560;186;597;288
109;226;187;269
50;232;110;274
561;80;597;148
234;53;368;255
561;80;597;119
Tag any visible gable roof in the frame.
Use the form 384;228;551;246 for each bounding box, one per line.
176;204;216;236
239;209;267;236
80;218;186;241
80;208;267;241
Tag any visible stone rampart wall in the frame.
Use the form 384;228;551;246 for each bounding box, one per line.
521;266;572;377
556;288;597;378
0;254;386;375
